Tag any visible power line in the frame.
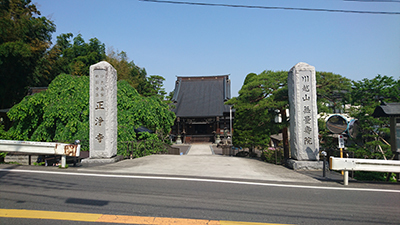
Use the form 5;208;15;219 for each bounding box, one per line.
139;0;400;15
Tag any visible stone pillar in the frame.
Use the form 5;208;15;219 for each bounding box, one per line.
287;62;322;170
89;61;118;158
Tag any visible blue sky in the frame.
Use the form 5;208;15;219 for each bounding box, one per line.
34;0;399;96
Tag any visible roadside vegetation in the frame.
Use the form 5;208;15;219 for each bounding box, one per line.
6;74;175;152
228;71;399;182
1;1;399;182
0;0;174;159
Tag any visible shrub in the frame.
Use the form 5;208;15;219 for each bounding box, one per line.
6;74;175;156
261;147;283;164
354;171;396;182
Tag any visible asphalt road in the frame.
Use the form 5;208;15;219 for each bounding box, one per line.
1;168;399;225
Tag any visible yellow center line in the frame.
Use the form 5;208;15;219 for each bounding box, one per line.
0;209;101;222
96;214;220;224
0;208;290;225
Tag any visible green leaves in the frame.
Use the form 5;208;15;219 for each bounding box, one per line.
346;75;399;159
7;74;89;143
49;33;106;77
227;71;288;150
315;71;352;113
6;74;175;155
106;49;147;91
229;70;353;153
0;0;56;108
137;75;167;99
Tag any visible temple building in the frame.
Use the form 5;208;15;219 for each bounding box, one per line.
171;75;234;143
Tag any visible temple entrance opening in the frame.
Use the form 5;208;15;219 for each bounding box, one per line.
170;75;234;144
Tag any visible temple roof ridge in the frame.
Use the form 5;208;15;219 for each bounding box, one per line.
172;74;232;118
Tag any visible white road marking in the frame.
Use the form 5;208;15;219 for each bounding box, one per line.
1;168;399;193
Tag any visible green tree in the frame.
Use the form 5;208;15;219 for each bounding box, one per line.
106;48;168;100
228;70;352;159
6;74;91;143
316;71;352;113
0;125;8;139
6;74;176;155
46;33;106;77
138;75;167;99
0;0;56;109
347;75;400;159
106;48;148;90
316;72;352;155
226;71;288;153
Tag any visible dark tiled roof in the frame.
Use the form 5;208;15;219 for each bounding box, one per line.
172;75;231;118
372;102;400;117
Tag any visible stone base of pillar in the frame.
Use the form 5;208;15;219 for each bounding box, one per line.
81;155;124;164
286;159;324;171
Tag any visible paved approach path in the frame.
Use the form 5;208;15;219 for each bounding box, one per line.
78;144;321;183
186;144;213;155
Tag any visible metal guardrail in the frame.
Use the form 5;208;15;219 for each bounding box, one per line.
0;140;80;168
330;156;400;185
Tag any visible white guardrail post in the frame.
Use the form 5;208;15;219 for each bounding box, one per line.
330;157;400;185
0;140;80;168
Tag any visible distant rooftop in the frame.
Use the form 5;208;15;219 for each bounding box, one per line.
172;75;232;118
372;102;400;117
